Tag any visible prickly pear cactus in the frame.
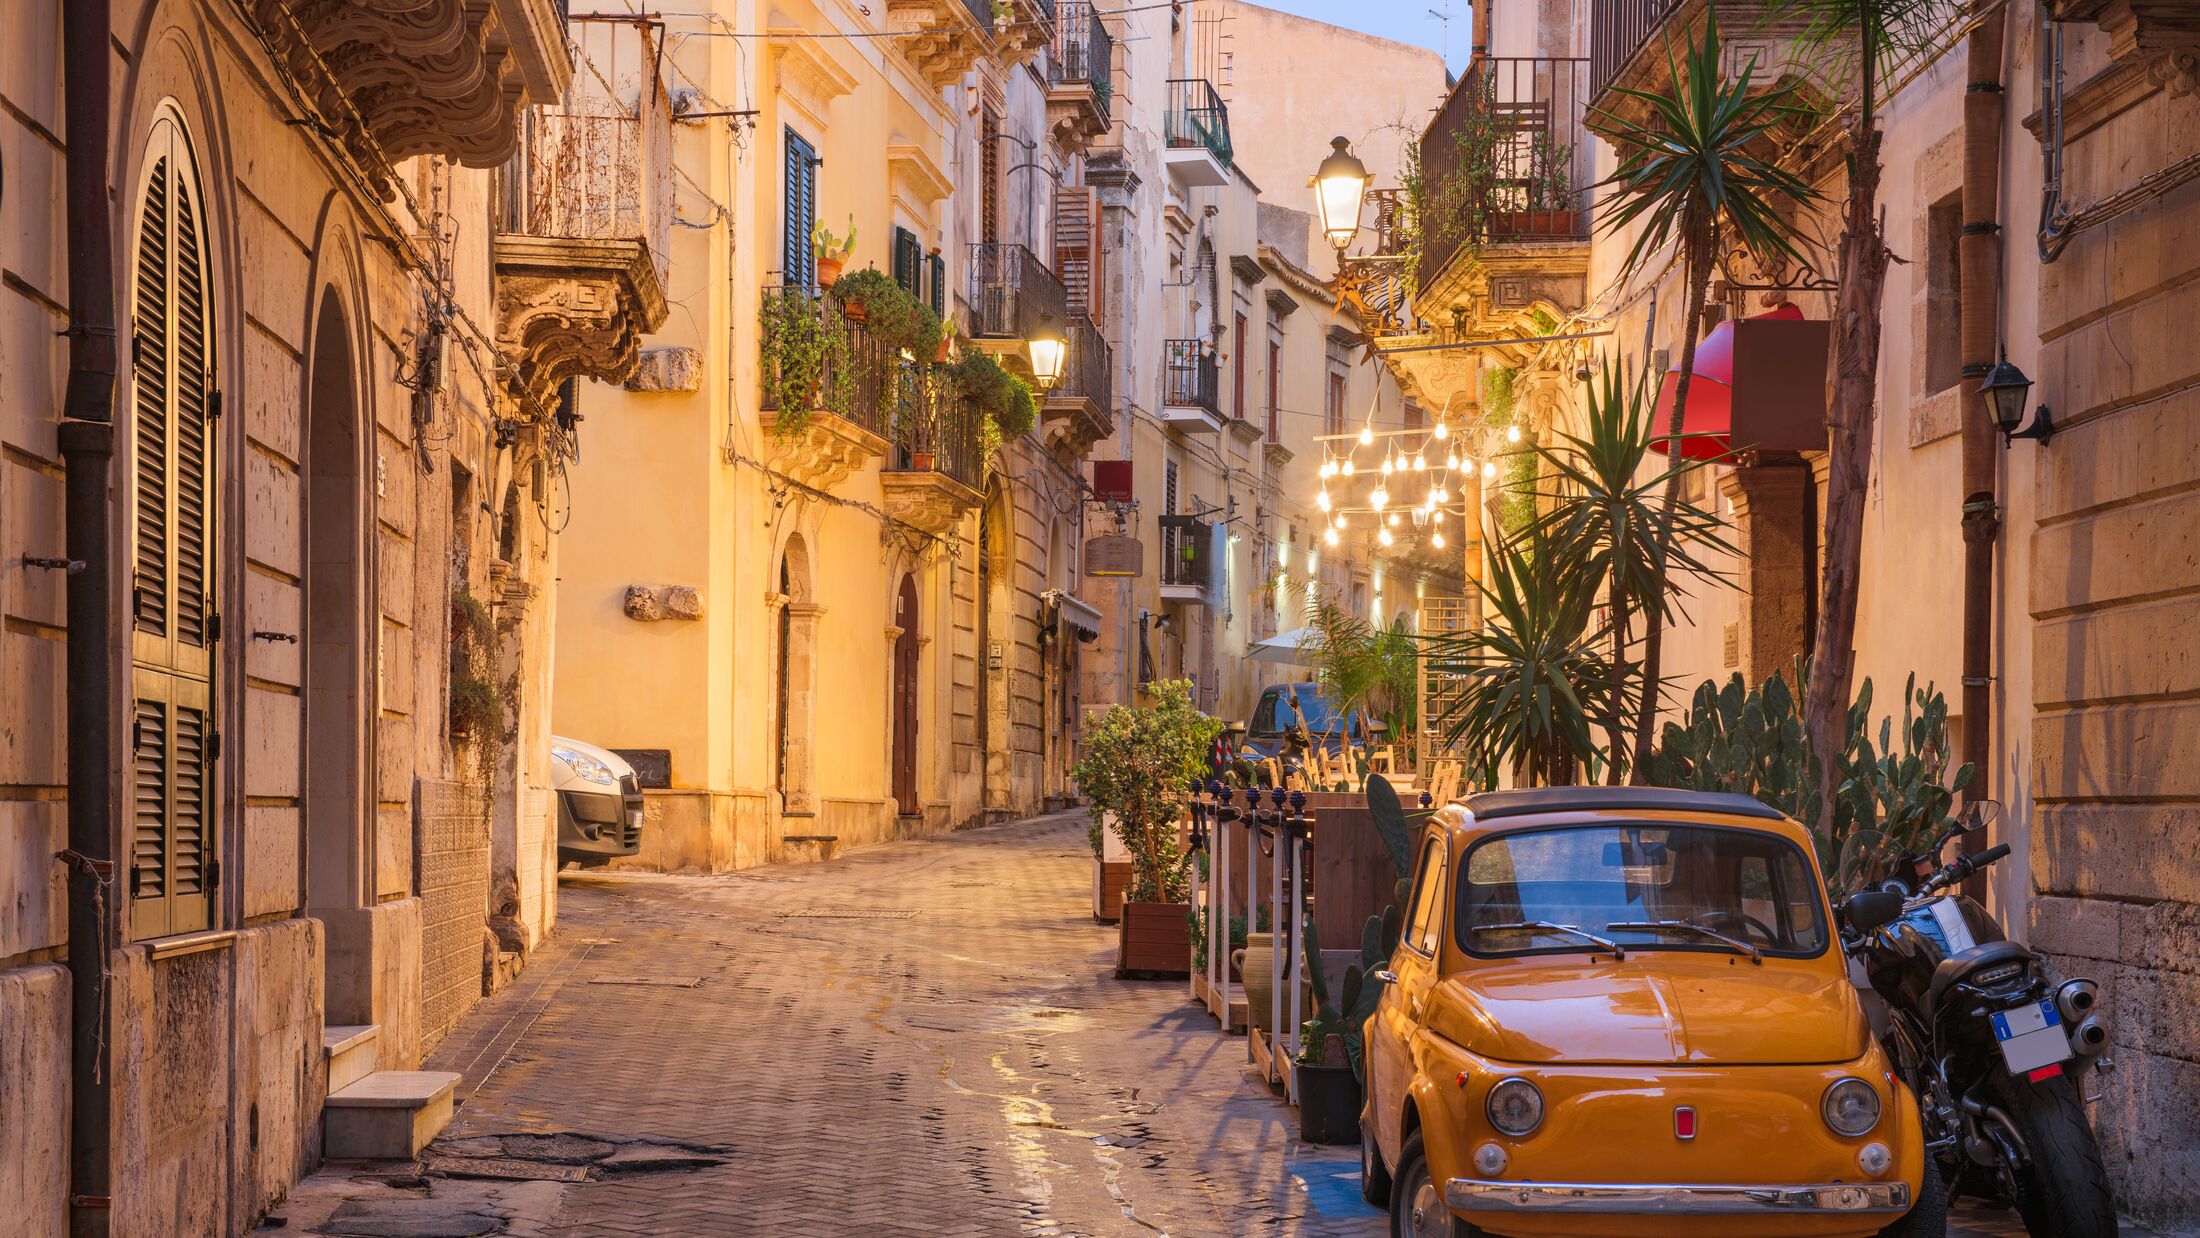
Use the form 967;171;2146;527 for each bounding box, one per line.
1365;774;1415;878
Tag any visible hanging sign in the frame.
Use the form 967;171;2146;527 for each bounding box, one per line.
1085;534;1143;577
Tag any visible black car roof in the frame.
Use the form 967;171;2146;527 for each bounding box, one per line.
1461;786;1786;822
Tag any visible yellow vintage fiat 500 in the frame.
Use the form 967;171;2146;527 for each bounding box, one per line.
1360;787;1937;1238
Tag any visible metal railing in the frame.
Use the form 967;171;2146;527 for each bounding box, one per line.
1162;339;1218;415
498;18;672;285
1591;0;1688;101
1049;314;1112;415
1164;78;1232;167
757;285;894;439
1050;1;1114;130
1159;516;1211;589
1417;56;1591;291
889;380;985;491
966;242;1069;341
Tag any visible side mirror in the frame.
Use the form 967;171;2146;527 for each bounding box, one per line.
1842;891;1905;936
1961;799;2002;833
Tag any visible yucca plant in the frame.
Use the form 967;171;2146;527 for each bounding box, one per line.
1528;362;1731;781
1429;524;1625;787
1594;10;1820;777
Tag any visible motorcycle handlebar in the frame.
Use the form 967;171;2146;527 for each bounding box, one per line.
1918;842;2013;896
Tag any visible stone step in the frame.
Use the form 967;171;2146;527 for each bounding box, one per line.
324;1070;461;1160
322;1024;380;1095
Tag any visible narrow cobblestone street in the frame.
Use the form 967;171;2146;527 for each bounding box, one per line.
276;814;2085;1237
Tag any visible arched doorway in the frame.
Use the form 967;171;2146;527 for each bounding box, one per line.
304;289;372;1021
891;575;920;816
772;534;819;817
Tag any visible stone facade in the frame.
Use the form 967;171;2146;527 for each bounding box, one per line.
0;0;650;1229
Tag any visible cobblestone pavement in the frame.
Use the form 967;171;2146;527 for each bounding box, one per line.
278;811;2142;1238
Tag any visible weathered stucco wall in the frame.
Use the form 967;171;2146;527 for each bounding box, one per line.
0;964;67;1237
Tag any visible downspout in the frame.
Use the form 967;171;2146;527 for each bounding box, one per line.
1958;0;2009;895
59;0;119;1233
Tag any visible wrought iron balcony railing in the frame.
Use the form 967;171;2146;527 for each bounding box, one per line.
1158;515;1212;590
1049;314;1112;415
1164;78;1232;168
967;242;1069;341
756;285;897;440
1591;0;1688;101
1417;55;1591;291
889;382;985;492
1162;339;1219;416
1049;0;1114;130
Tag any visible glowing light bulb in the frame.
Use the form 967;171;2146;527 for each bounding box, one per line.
1433;421;1449;440
1359;425;1375;446
1387;512;1400;527
1380;456;1394;476
1342;460;1356;477
1378;528;1394;546
1435;487;1449;504
1370;488;1387;510
1413;454;1427;471
1317;490;1332;511
1433;508;1446;523
1324;528;1339;546
1482;461;1498;480
1507;424;1523;443
1445;452;1461;471
1334;514;1348;529
1319;460;1335;479
1432;530;1446;549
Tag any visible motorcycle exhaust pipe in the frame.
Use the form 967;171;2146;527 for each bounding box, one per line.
2056;978;2100;1024
2068;1014;2111;1064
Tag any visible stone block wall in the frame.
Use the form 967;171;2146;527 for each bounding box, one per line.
417;778;492;1051
0;964;67;1238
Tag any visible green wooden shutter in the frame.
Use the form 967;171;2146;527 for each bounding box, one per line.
784;128;816;287
892;227;919;296
928;252;946;317
129;117;219;939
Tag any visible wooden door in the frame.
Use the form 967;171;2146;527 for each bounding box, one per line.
892;576;919;815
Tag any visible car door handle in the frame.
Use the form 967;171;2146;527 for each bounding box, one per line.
1373;970;1399;985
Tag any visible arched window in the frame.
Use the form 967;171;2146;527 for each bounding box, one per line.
130;114;219;938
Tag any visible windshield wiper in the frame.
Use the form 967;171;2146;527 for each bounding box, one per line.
1469;920;1626;959
1605;920;1764;964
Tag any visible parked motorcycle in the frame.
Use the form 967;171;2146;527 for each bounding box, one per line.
1834;807;2120;1237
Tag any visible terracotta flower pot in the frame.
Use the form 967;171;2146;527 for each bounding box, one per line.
1117;900;1192;978
842;300;868;324
911;450;935;471
936;336;954;364
816;255;845;288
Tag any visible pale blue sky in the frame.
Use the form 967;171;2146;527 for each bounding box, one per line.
1246;0;1469;72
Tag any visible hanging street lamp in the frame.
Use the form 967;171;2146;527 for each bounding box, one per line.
1313;136;1371;254
1028;313;1068;391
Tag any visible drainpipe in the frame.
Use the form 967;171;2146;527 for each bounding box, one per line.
1958;0;2009;897
59;0;118;1233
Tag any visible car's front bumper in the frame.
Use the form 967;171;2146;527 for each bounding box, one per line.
1445;1179;1910;1216
556;776;643;858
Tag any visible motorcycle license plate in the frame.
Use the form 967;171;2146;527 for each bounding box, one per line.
1992;1000;2071;1075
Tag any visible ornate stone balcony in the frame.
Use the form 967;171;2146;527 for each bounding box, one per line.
494;19;672;421
756;287;896;491
1041;315;1114;462
887;0;1055;88
881;385;984;537
1045;1;1113;153
252;0;571;182
1588;0;1843;135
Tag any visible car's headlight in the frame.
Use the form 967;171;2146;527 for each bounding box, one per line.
1485;1077;1544;1137
1822;1077;1881;1137
552;747;618;785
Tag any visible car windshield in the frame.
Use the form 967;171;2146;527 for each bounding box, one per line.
1252;687;1347;735
1456;824;1829;959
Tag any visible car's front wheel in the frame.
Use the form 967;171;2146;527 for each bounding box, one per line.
1390;1132;1479;1238
1877;1148;1948;1237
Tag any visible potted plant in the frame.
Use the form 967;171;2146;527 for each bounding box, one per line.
758;286;850;437
812;216;855;288
1294;916;1392;1144
448;586;500;748
1073;678;1222;978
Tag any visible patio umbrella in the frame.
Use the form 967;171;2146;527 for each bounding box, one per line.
1248;626;1319;665
1650;302;1806;460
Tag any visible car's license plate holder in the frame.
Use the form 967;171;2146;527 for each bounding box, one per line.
1992;999;2071;1075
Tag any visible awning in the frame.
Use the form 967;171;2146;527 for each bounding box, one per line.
1651;303;1830;460
1247;625;1320;666
1050;592;1104;638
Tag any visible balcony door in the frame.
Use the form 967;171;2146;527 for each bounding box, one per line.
892;575;920;816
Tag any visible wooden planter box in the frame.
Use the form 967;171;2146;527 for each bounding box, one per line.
1092;858;1132;923
1488;208;1579;239
1117;901;1192;978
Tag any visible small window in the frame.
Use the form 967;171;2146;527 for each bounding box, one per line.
1925;192;1963;394
1404;837;1447;956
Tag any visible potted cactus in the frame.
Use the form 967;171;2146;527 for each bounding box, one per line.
812;216;855;289
1073;679;1222;978
1293;913;1394;1144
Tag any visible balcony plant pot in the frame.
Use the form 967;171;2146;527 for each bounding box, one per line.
1296;1054;1363;1145
911;449;936;471
842;299;868;323
1117;900;1192;978
817;255;845;288
1489;208;1578;239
